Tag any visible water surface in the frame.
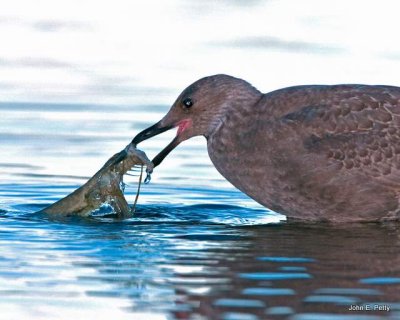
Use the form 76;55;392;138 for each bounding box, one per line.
0;102;399;320
2;1;400;319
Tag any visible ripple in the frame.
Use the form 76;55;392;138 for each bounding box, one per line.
131;203;283;225
314;288;382;296
239;273;312;281
221;312;259;320
174;234;247;241
213;298;266;308
303;295;360;304
359;277;400;284
257;257;315;263
279;266;307;271
242;288;295;296
166;277;231;285
266;306;294;315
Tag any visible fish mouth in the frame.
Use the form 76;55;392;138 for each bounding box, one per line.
131;121;181;168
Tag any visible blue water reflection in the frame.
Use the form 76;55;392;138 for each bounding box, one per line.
1;96;400;319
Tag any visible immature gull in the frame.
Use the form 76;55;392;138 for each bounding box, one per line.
131;74;400;222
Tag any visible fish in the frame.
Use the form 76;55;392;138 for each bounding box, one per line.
39;144;154;219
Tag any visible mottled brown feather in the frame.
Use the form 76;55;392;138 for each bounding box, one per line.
276;86;400;188
150;75;400;222
207;83;400;222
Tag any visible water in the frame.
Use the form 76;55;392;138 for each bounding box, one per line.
1;102;400;320
1;1;400;319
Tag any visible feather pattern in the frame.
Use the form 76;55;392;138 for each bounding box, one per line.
208;84;400;222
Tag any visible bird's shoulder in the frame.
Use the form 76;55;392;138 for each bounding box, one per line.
262;84;400;121
263;84;400;185
268;83;400;136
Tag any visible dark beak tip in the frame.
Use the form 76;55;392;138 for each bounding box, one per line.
131;121;174;145
129;121;178;168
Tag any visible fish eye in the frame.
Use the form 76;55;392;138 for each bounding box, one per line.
182;97;193;108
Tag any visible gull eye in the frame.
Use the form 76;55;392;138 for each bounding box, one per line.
182;97;193;108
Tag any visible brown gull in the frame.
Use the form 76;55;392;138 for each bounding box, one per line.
131;74;400;222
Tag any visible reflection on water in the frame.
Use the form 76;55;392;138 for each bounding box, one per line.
0;104;400;319
0;207;399;320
